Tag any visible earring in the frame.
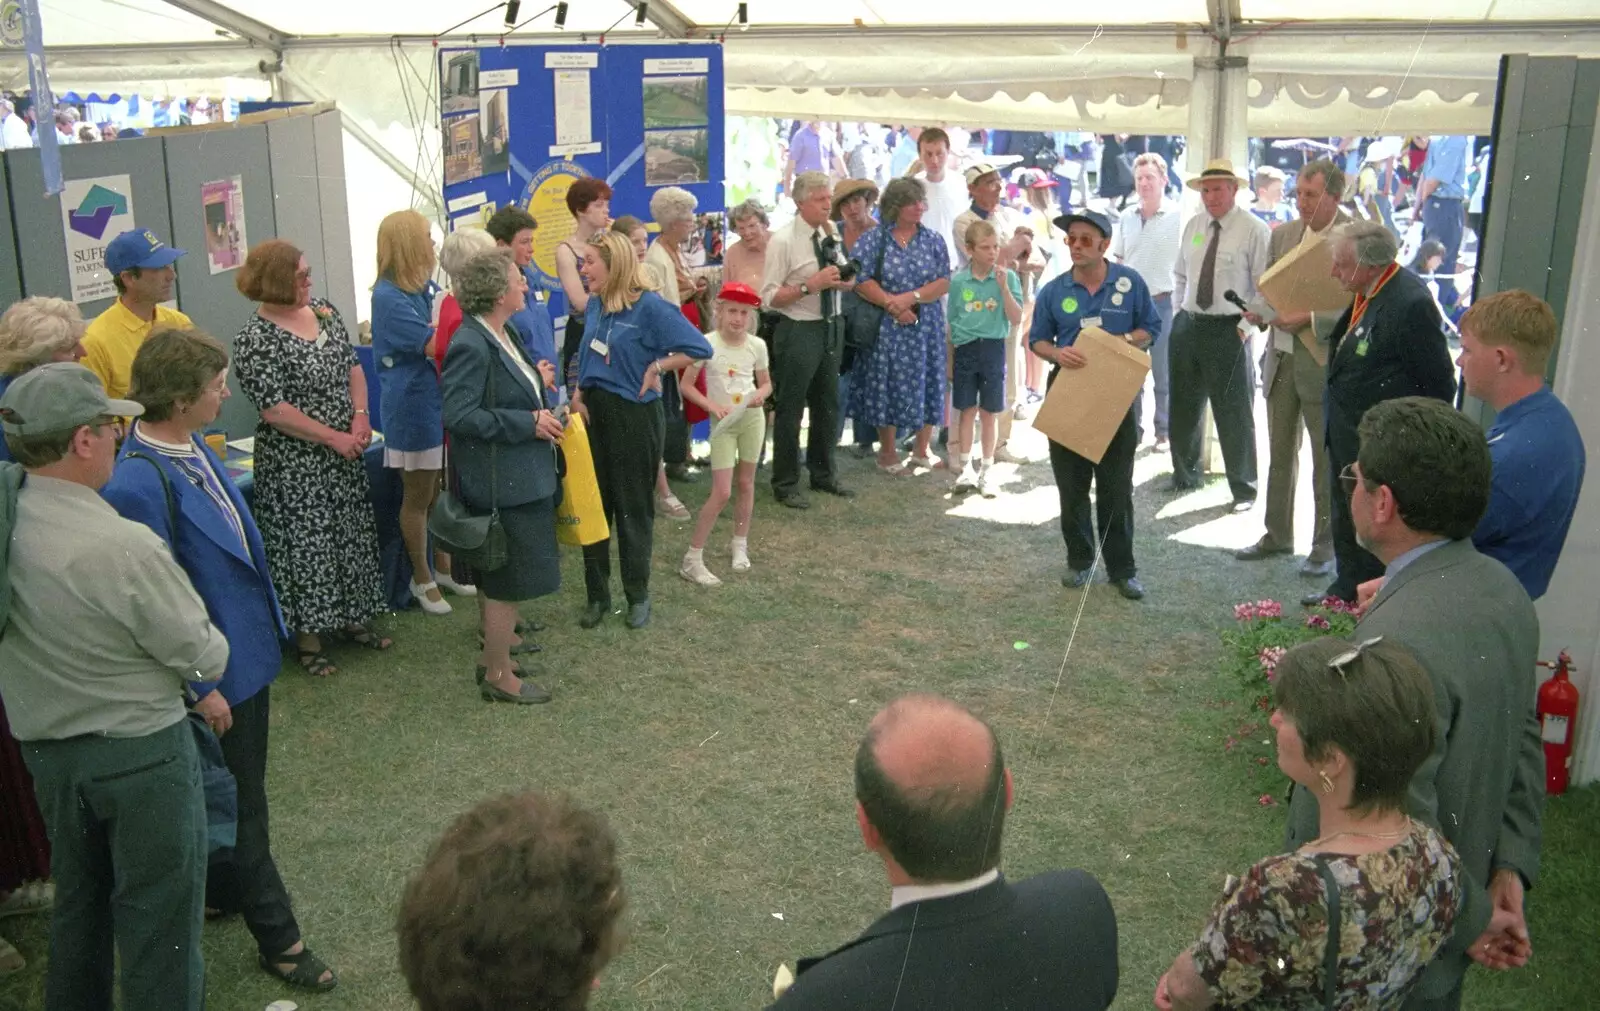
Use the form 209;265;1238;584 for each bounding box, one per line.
1318;770;1335;795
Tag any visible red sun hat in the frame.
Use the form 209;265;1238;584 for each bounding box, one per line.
717;281;762;307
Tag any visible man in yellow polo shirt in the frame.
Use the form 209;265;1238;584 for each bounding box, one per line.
81;229;190;399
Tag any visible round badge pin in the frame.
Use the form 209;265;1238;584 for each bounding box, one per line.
1061;296;1079;313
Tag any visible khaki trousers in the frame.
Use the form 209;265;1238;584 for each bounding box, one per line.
997;315;1023;445
1263;340;1333;562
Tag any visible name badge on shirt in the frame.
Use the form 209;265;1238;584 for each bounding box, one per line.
589;337;609;357
1080;316;1103;330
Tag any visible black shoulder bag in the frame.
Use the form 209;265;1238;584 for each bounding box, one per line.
1313;855;1342;1011
428;336;509;572
843;226;891;355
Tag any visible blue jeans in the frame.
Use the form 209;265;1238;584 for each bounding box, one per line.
1134;295;1174;441
1421;195;1466;309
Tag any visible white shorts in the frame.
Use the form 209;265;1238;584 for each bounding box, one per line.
384;445;444;471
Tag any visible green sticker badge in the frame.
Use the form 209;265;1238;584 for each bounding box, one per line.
1061;296;1079;314
962;288;975;301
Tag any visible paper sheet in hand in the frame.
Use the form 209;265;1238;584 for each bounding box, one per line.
709;400;750;439
1031;326;1150;464
1257;236;1352;315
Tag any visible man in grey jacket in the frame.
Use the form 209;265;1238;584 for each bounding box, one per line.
1284;396;1543;1011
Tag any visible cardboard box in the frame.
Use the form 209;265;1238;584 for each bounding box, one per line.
1257;236;1353;315
1031;326;1150;463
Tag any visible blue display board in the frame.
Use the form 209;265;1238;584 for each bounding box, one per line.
439;42;724;323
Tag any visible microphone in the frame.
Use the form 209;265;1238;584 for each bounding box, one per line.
1222;289;1251;315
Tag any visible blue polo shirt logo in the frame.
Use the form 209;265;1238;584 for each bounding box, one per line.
1061;296;1079;314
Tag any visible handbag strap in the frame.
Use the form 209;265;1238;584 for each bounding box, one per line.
1313;855;1342;1011
487;329;499;515
125;451;179;540
869;223;889;284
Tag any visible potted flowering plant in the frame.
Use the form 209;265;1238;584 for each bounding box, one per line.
1222;598;1357;705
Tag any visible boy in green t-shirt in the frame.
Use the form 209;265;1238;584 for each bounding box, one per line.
949;220;1023;496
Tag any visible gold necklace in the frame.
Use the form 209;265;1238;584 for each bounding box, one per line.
1306;817;1412;849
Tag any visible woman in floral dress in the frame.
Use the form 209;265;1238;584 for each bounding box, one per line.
849;176;952;475
233;240;389;676
1156;637;1462;1010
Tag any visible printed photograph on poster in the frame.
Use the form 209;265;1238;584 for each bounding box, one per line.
200;176;247;274
60;174;136;303
444;114;484;185
479;89;510;176
644;128;708;187
441;50;480;115
642;75;708;129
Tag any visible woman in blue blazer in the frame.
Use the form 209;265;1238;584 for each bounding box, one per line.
442;248;565;706
101;327;336;993
372;210;473;617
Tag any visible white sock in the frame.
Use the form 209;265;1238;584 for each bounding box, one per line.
731;536;749;554
981;457;994;469
685;546;704;563
957;453;971;469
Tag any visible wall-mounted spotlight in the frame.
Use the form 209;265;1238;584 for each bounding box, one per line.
503;0;521;26
555;1;569;28
635;3;649;27
738;3;748;30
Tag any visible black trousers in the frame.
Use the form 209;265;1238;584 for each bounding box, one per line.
661;371;689;467
770;316;842;496
582;387;664;605
1049;401;1139;580
206;686;300;959
1168;310;1259;501
1325;438;1385;601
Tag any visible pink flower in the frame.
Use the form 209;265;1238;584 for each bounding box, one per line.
1255;599;1283;619
1258;646;1287;671
1234;599;1284;622
1306;614;1331;630
1258;794;1278;807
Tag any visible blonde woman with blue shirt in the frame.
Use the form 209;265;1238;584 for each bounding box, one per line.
573;231;712;630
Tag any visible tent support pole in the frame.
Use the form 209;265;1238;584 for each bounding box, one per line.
162;1;288;53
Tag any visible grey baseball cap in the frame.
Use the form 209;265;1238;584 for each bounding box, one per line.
0;363;143;436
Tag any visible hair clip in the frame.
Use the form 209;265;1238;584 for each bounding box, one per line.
1327;636;1384;678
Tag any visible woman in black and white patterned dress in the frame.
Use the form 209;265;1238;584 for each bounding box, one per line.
233;239;389;676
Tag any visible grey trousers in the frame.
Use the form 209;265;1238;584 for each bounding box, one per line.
1262;340;1332;562
23;718;208;1011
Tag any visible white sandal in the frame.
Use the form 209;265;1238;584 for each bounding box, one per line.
409;580;453;616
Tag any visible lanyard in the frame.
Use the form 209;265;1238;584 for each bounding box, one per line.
1348;264;1399;331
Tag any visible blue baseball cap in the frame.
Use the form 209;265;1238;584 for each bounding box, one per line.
1053;209;1114;239
104;229;186;276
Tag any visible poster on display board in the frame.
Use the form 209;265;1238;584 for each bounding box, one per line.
201;176;247;274
438;42;724;318
60;174;136;303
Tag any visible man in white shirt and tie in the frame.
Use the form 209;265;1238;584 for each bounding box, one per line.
1168;158;1271;510
1110;151;1183;450
760;170;857;509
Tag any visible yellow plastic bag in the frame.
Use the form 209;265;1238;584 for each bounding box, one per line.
555;412;609;546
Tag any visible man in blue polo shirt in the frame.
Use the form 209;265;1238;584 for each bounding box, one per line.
1030;209;1159;600
1458;290;1585;599
1417;135;1470;313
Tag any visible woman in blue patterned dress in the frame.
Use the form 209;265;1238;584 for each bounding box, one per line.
849;177;952;475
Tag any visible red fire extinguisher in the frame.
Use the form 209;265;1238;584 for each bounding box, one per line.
1536;650;1581;796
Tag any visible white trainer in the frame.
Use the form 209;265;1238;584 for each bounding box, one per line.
731;541;751;572
679;555;722;586
409;580;453;615
977;464;998;498
952;463;980;492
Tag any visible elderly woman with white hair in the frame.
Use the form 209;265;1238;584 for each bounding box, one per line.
0;297;89;459
644;185;705;485
432;227;498;374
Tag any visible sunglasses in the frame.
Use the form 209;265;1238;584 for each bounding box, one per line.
1328;636;1384;679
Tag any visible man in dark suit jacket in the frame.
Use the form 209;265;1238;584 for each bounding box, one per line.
769;694;1118;1011
1285;398;1544;1011
1311;221;1455;605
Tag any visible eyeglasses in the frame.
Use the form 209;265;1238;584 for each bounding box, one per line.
296;269;313;283
1328;636;1384;679
1339;462;1360;497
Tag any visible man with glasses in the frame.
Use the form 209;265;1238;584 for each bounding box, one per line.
1285;396;1543;1011
1311;221;1455;606
1030;209;1158;600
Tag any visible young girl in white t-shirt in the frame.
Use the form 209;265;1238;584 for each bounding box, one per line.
678;282;772;586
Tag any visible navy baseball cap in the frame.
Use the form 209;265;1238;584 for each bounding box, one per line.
104;229;186;276
1052;209;1114;239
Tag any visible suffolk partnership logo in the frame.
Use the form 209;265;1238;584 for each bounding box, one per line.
67;183;128;239
59;175;136;303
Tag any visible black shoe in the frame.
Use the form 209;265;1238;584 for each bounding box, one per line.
516;619;548;635
1231;497;1257;514
775;492;810;509
664;463;696;482
1112;577;1146;600
1061;568;1093;588
810;481;855;498
626;600;651;629
479;678;552;704
475;662;531;685
1235;539;1290;561
580;600;611;629
1298;558;1335;578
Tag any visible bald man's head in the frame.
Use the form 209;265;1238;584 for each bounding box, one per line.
854;695;1008;881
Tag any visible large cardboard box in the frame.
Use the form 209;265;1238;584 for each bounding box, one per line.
1031;326;1150;463
1257;236;1352;315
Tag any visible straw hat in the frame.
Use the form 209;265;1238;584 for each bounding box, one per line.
1185;157;1250;190
830;178;880;220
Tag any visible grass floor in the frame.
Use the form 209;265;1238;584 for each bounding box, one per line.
0;422;1595;1011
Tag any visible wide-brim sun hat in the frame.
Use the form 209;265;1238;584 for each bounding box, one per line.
1185;157;1250;190
830;178;880;220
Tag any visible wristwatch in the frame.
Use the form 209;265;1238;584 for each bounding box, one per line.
354;408;370;416
799;282;811;296
912;290;922;304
